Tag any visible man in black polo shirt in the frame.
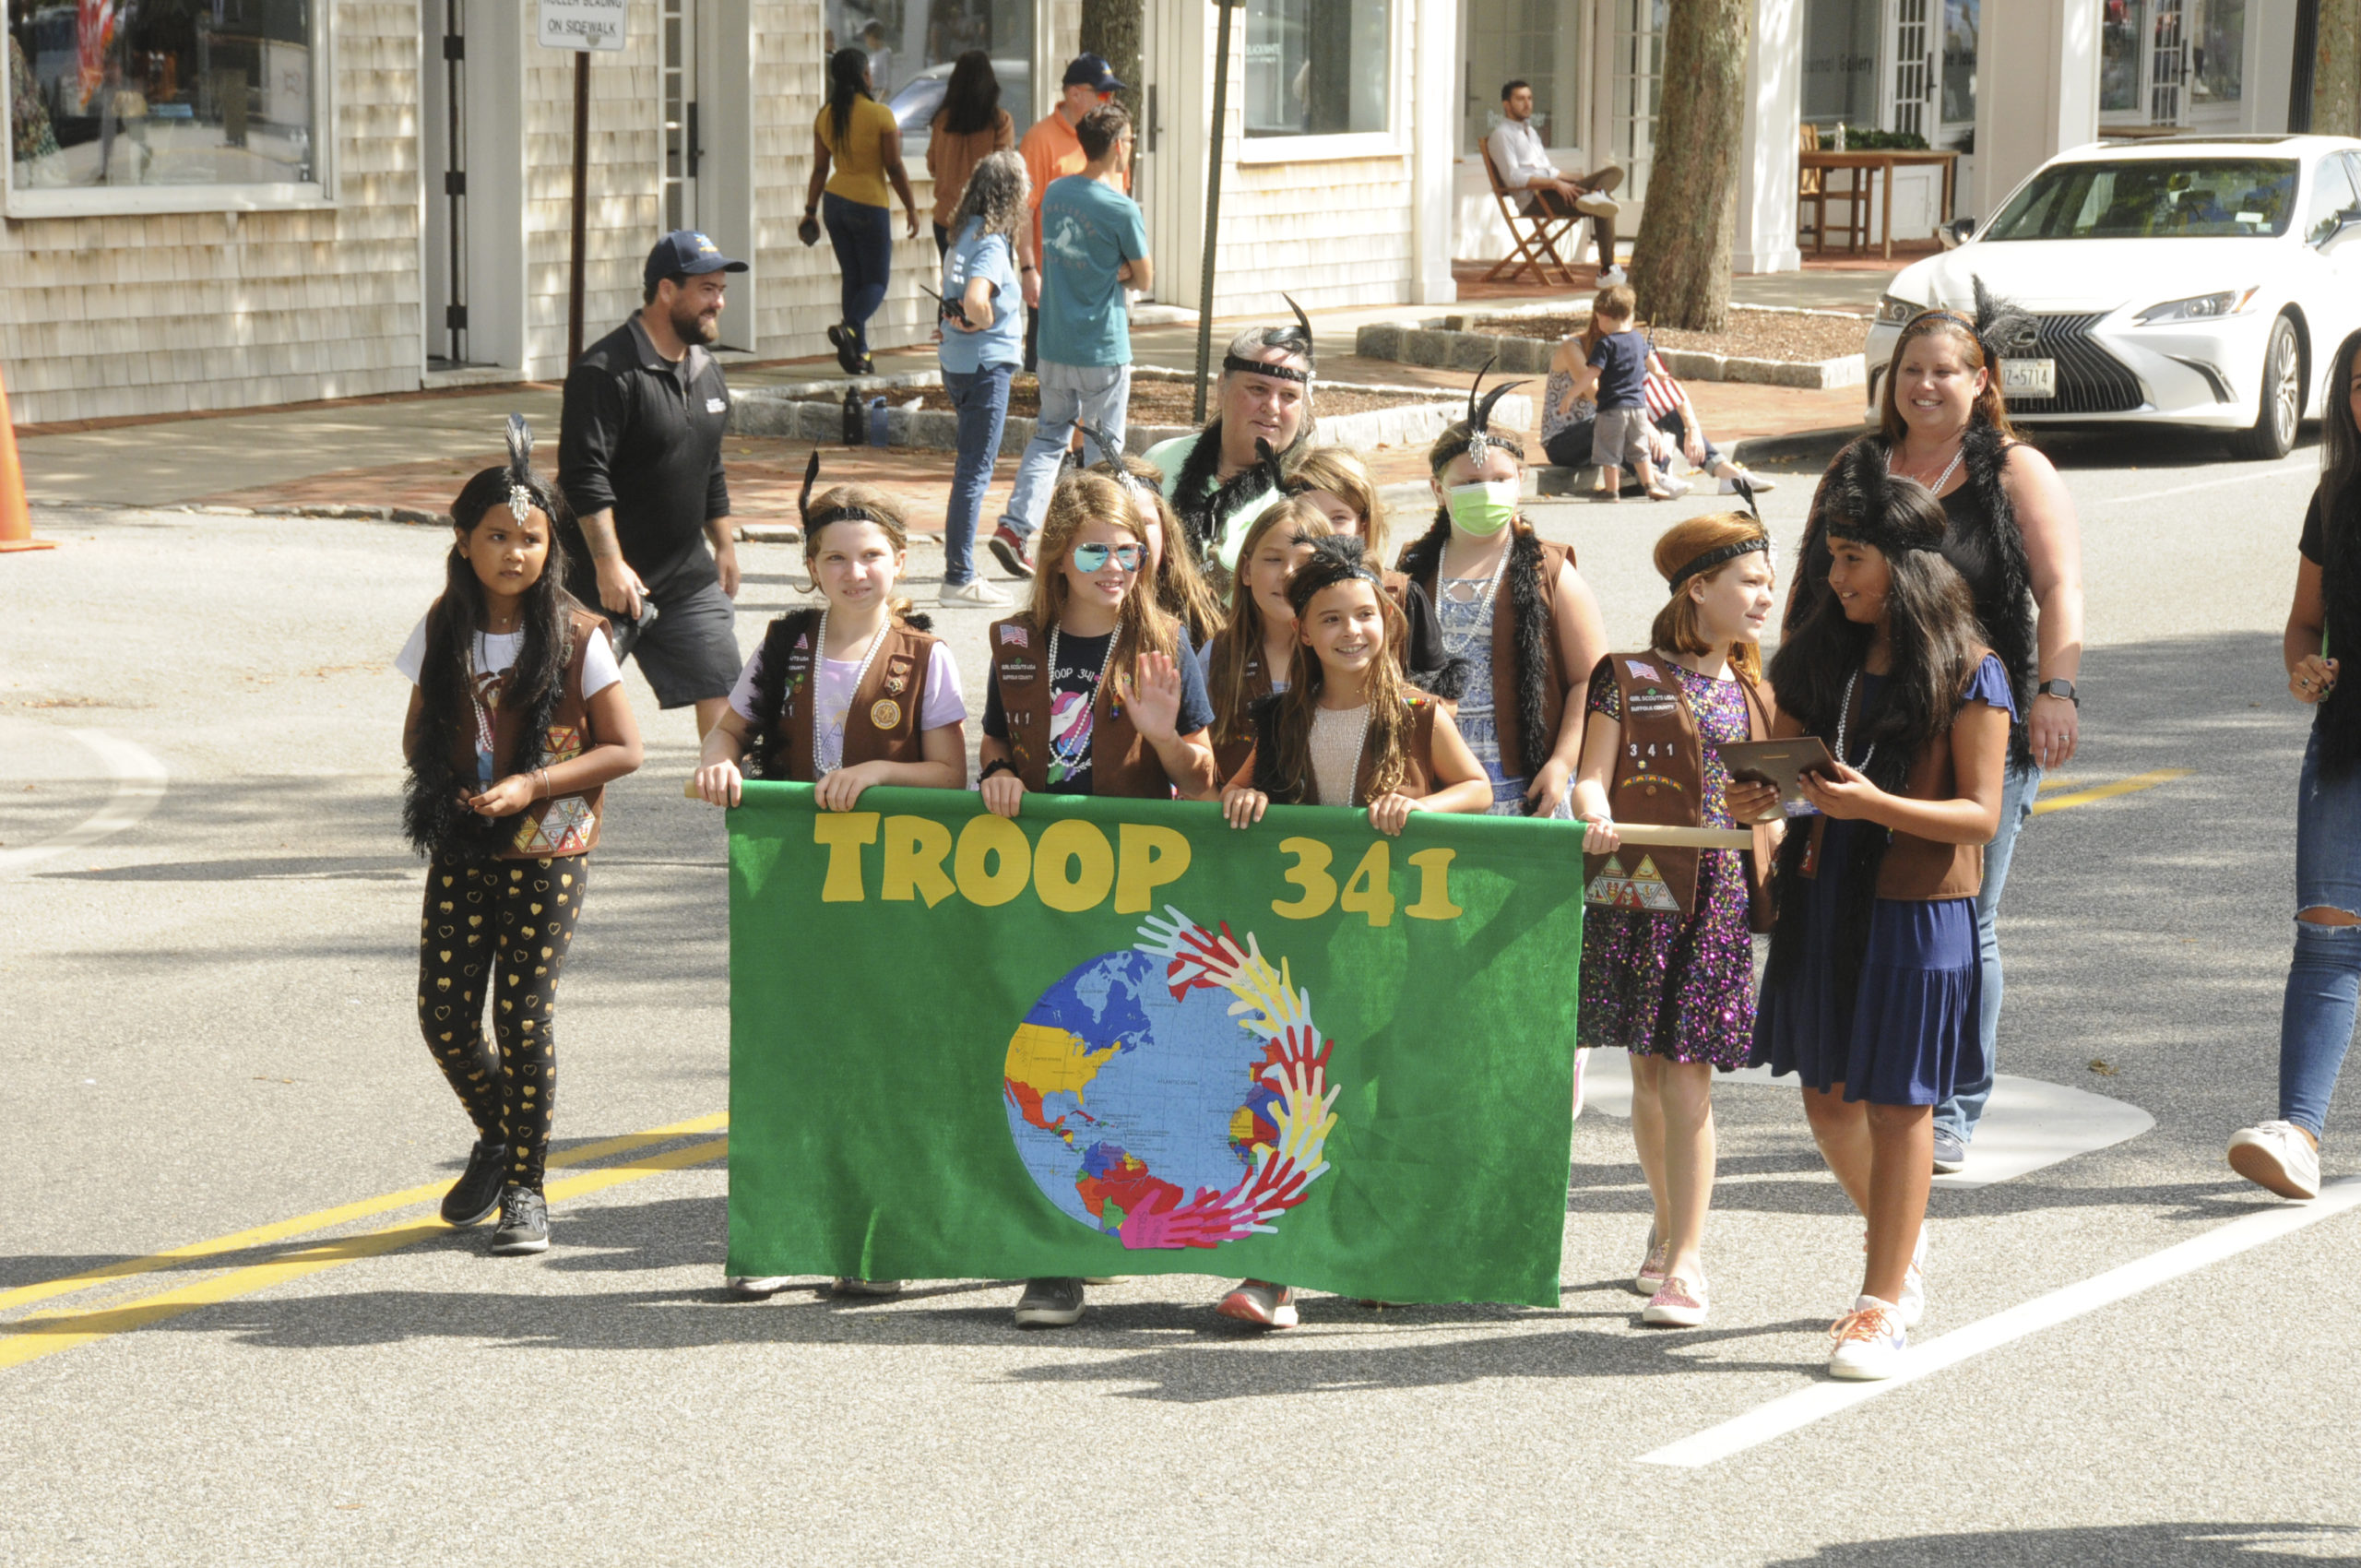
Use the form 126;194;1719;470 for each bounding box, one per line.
559;231;750;736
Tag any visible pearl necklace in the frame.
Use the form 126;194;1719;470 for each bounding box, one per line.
1898;436;1966;496
813;605;892;775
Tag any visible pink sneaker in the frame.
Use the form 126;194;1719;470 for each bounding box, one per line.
1642;1274;1709;1327
1632;1228;1668;1296
1216;1279;1298;1328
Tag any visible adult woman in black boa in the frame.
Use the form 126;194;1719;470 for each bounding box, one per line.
1143;309;1317;578
1793;281;2085;1173
2227;327;2361;1202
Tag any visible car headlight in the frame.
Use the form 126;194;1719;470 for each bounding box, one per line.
2134;287;2260;325
1874;293;1920;327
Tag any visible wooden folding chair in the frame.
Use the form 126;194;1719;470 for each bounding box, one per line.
1480;140;1582;288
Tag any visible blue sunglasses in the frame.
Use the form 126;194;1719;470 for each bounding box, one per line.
1072;542;1146;573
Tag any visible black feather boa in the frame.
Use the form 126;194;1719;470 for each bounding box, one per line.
2317;477;2361;775
1396;509;1552;778
1169;422;1279;557
1797;422;2038;767
401;612;572;859
742;606;936;780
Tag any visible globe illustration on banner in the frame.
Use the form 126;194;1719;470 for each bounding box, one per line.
1000;911;1340;1251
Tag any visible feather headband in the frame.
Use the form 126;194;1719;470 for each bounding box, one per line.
796;451;883;529
1429;357;1528;472
1285;532;1385;614
1822;442;1948;556
1221;293;1316;386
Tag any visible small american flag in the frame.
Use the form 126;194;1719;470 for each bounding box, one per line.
1643;350;1683;422
998;624;1028;646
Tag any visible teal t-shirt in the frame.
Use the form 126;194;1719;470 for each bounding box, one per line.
1036;174;1148;368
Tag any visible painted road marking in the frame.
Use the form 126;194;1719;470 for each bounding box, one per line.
1637;1177;2361;1467
1583;1063;2153;1189
0;1136;729;1372
0;1112;727;1316
2105;457;2314;505
0;729;168;874
2032;766;2191;816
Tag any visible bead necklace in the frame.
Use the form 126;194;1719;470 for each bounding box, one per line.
1835;670;1877;772
1439;546;1509;661
1046;621;1121;783
813;605;892;775
1897;435;1966;496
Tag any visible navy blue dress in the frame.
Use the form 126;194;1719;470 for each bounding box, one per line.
1750;655;2016;1106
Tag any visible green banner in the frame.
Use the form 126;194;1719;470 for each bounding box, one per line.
725;784;1584;1307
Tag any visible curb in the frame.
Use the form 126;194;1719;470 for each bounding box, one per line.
1727;424;1868;469
1354;312;1869;391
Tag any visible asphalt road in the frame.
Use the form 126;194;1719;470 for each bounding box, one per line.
2;424;2356;1566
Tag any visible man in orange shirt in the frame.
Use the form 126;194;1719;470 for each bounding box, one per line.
1017;53;1127;371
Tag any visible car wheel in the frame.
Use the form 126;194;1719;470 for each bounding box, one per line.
2231;315;2301;461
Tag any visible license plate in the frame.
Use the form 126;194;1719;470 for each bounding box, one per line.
2001;358;2057;398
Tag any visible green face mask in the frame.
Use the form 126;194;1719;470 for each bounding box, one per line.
1445;479;1520;536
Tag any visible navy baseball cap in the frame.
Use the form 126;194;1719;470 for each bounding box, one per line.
1062;53;1125;92
644;230;749;291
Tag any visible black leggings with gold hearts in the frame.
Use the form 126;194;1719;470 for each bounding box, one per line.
416;854;587;1191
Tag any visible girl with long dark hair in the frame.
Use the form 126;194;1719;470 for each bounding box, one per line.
1201;496;1335;781
397;419;644;1256
2229;327;2361;1201
1750;456;2013;1381
1797;283;2085;1174
803;46;920;374
925;50;1014;255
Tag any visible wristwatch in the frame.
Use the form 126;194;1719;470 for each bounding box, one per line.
2036;677;2079;707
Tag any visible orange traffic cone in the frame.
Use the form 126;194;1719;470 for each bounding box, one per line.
0;360;55;553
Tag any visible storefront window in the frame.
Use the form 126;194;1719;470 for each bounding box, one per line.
6;0;318;195
1801;0;1880;126
2193;0;2242;105
856;0;1034;151
1462;0;1580;157
1941;0;1976;129
1244;0;1391;138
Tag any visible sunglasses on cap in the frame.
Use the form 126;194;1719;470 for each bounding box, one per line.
1072;542;1146;573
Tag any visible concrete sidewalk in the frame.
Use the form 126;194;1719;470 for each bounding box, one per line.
14;277;1873;524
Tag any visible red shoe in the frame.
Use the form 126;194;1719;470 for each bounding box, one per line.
1216;1279;1298;1328
988;524;1035;579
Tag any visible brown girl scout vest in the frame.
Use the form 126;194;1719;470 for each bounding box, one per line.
1581;652;1770;918
1415;536;1574;778
988;614;1174;797
1799;647;1996;902
759;612;940;781
1234;690;1442;804
1204;628;1279;783
457;606;607;861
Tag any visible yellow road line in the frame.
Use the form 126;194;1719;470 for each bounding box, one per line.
0;1137;729;1372
0;1111;728;1315
2031;767;2192;816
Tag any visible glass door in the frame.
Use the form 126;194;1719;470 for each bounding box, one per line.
1607;0;1666;200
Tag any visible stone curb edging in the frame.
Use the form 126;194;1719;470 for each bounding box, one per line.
1726;423;1870;469
728;364;1527;458
1354;315;1867;391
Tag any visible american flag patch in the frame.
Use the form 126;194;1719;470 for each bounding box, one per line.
998;625;1028;646
1625;659;1661;681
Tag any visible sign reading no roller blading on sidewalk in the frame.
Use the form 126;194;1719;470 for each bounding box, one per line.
539;0;627;51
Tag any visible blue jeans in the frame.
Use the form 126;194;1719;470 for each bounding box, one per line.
823;192;892;352
2280;724;2361;1137
997;360;1133;540
942;363;1013;586
1937;755;2042;1144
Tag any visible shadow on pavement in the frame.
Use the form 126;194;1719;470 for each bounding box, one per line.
1762;1523;2358;1567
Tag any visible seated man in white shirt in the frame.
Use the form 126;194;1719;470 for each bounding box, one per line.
1488;79;1626;284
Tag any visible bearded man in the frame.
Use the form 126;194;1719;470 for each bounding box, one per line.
557;231;751;737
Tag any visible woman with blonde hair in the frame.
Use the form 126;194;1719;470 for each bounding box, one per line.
1572;511;1777;1330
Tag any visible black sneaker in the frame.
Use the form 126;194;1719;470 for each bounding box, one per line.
490;1187;550;1255
439;1137;508;1227
1013;1277;1085;1327
1931;1130;1967;1175
827;322;860;375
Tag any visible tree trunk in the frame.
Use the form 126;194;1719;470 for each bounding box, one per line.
1080;0;1145;126
2317;0;2361;137
1629;0;1750;332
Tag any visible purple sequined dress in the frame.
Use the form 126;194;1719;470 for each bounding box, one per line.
1577;660;1757;1068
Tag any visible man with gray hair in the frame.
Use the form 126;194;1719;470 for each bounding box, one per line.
1141;308;1316;573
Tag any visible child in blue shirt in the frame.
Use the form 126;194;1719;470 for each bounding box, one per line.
1572;284;1689;503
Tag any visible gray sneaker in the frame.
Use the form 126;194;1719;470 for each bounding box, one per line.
832;1277;905;1296
1014;1277;1085;1327
489;1187;550;1255
1931;1130;1967;1174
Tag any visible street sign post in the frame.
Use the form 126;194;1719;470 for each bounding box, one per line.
538;1;629;364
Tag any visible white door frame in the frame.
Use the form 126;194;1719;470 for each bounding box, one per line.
418;0;525;376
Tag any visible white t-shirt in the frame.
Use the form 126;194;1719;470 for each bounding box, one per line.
393;618;623;696
726;636;967;765
1489;118;1556;187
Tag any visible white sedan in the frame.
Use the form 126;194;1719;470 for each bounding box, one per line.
1865;134;2361;459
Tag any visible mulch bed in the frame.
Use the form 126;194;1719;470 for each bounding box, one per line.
1469;307;1871;364
799;379;1452;423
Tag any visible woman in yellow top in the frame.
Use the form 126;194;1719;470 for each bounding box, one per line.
803;47;920;376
